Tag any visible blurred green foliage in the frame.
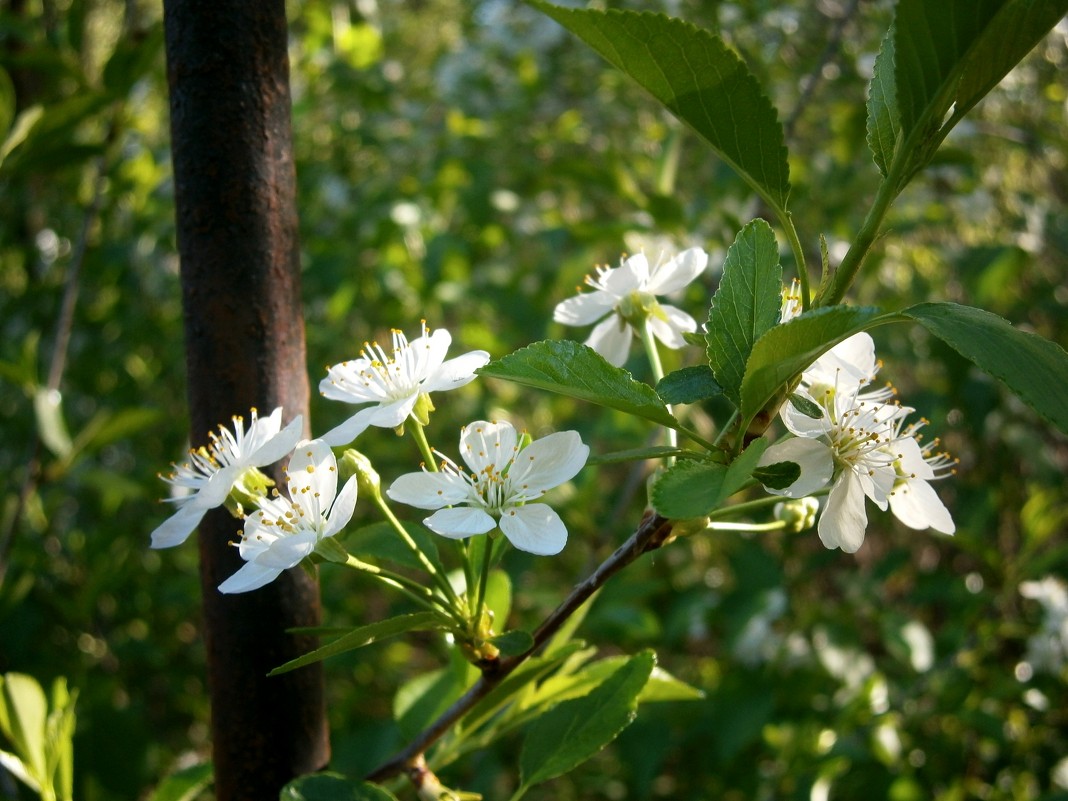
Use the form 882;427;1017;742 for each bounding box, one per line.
1;1;1066;799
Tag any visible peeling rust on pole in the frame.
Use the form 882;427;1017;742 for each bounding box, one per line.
163;1;329;797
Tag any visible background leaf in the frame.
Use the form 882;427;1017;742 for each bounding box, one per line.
281;773;399;801
705;220;783;407
268;613;447;676
865;30;898;176
902;302;1068;434
517;650;655;796
528;2;790;213
480;340;679;429
145;763;213;801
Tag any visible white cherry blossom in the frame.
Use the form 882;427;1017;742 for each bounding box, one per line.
151;407;303;549
553;248;709;367
319;322;490;446
387;420;589;555
219;439;357;593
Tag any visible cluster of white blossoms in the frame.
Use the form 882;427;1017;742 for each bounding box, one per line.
151;324;588;593
759;332;957;553
553;248;709;366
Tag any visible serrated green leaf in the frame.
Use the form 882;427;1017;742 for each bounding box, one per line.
479;340;679;429
752;461;801;491
739;305;884;425
655;365;722;405
651;459;728;519
865;30;899;176
706;220;783;407
268;613;447;676
281;773;399;801
517;650;655;794
146;762;213;801
528;2;790;214
902;302;1068;435
721;438;769;500
892;0;1068;186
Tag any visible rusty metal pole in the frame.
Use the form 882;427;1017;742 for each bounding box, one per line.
162;1;330;798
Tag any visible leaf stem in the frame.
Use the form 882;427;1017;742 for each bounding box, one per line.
342;553;462;624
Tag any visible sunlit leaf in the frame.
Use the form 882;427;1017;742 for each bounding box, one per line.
527;2;790;213
706;220;783;408
903;302;1068;434
517;650;654;795
281;773;399;801
146;762;213;801
480;340;679;429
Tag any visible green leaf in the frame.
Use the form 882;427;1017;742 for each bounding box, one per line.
891;0;1068;185
638;666;705;702
480;340;679;429
753;460;801;491
528;2;790;214
491;630;535;656
0;68;14;142
268;613;447;676
146;762;213;801
865;30;899;177
787;393;824;420
281;773;399;801
394;657;474;740
720;438;769;500
902;302;1068;435
655;365;722;405
588;445;691;466
739;305;883;425
344;521;444;576
0;673;48;783
517;650;655;795
706;220;783;407
651;459;728;519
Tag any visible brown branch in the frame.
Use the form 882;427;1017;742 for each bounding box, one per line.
365;511;675;784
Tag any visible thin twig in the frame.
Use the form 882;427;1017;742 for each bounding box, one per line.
365;512;674;783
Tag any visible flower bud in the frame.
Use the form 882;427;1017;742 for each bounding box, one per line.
412;391;436;427
774;497;819;533
340;449;381;500
224;466;275;518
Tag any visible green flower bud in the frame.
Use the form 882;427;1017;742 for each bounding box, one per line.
774;497;819;533
412;391;436;427
224;466;275;518
340;449;381;500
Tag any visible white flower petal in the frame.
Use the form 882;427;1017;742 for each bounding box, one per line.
388;471;471;510
218;562;283;594
408;328;452;381
585;315;632;367
644;247;709;295
286;440;339;514
780;390;833;438
603;254;646;294
252;530;319;569
889;478;955;534
324;476;359;538
460;420;517;475
318;358;386;404
499;504;568;555
149;504;206;549
247;413;303;466
553;291;617;325
421;349;491;393
759;437;834;497
819;472;869;553
423;507;497;538
648;304;697;349
506;431;588;496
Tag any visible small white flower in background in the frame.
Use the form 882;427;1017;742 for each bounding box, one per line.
387;420;589;555
150;407;303;550
553;248;709;367
1019;576;1068;674
319;322;490;447
759;332;955;553
219;439;358;594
